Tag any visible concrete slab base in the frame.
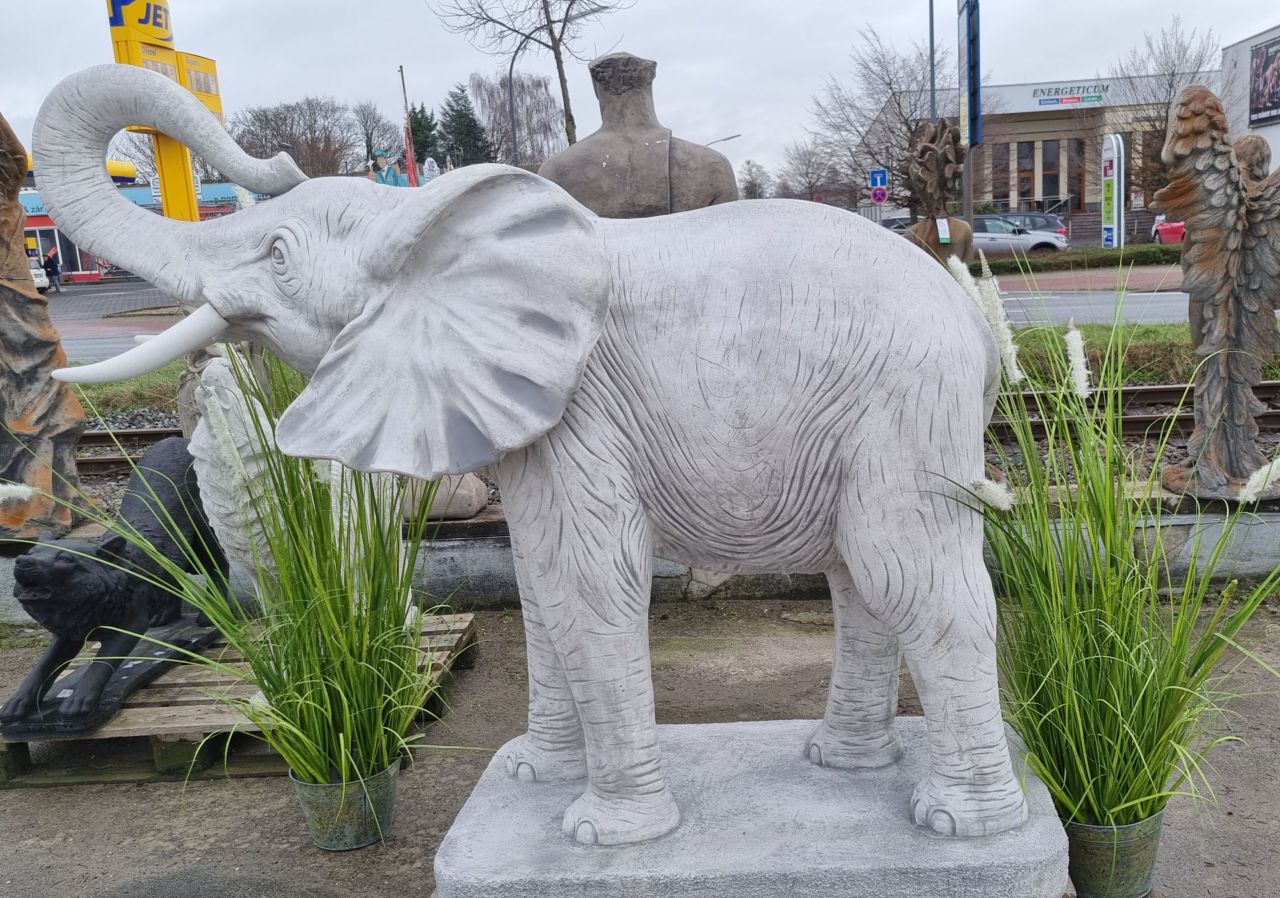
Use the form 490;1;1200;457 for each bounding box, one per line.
434;717;1069;898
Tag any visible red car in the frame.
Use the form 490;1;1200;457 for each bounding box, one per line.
1154;220;1185;244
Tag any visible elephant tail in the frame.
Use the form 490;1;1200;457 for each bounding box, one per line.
944;254;1017;424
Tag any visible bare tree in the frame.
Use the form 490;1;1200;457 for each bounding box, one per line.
811;27;956;210
777;139;834;201
430;0;634;145
229;97;361;177
737;160;774;200
468;70;567;166
351;100;402;169
1108;15;1221;201
108;130;224;188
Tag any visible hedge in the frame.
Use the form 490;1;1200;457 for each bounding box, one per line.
970;244;1182;276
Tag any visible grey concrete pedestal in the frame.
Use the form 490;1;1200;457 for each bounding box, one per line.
434;718;1068;898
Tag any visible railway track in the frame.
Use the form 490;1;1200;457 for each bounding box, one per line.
73;380;1280;472
76;427;182;475
991;380;1280;441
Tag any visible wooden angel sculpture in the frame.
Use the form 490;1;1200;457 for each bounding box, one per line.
900;120;973;265
1154;85;1280;500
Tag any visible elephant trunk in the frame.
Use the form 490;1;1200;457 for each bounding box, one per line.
32;64;306;299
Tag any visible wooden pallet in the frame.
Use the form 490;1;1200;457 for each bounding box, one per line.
0;612;477;788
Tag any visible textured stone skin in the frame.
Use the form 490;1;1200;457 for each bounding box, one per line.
436;719;1069;898
538;52;738;217
36;64;1028;847
1152;86;1280;500
0;112;89;537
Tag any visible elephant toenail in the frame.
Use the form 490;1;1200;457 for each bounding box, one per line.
515;761;537;782
929;809;957;836
574;821;599;845
807;744;823;766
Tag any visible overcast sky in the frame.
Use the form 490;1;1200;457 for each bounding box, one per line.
2;2;1275;175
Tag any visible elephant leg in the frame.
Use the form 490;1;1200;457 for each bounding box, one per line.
503;547;588;783
496;445;679;846
805;563;902;769
838;485;1027;838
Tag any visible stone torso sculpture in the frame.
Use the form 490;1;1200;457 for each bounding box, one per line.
38;63;1033;850
1154;86;1280;500
901;120;974;265
0;437;227;734
538;52;738;217
0;112;89;536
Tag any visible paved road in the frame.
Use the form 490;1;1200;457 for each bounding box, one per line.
46;282;176;320
1002;289;1190;326
45;281;1196;362
46;282;180;362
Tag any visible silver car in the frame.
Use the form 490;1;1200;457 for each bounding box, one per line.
972;215;1069;254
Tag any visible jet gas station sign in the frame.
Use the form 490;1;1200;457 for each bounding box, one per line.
105;1;222;221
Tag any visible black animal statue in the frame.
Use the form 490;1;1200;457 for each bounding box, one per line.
0;437;227;732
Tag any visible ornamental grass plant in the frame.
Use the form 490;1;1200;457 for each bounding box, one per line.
46;350;443;788
982;295;1280;828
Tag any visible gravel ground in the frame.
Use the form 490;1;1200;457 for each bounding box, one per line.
91;407;181;431
1;602;1278;897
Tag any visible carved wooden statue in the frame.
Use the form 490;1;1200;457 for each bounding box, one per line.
0;113;91;536
901;120;973;265
1154;86;1280;500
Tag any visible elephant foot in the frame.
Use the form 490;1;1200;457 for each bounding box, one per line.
804;720;902;769
910;773;1028;837
560;787;681;846
503;734;587;783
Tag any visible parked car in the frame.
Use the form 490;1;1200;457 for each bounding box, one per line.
880;216;911;233
1001;212;1068;238
972;214;1069;254
28;257;49;294
1154;220;1186;244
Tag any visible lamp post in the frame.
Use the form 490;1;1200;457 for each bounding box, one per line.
705;133;741;148
929;0;937;120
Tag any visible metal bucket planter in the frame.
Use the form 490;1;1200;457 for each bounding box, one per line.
290;761;400;851
1064;810;1164;898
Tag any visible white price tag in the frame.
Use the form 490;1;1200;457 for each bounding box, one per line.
936;218;952;245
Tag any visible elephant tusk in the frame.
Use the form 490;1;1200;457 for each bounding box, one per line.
52;305;230;384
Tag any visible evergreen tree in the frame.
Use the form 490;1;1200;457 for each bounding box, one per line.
409;103;441;164
438;84;496;167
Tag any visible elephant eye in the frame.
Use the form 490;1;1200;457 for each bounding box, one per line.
268;233;306;299
270;240;287;274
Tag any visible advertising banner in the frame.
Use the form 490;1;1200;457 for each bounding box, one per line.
1250;35;1280;127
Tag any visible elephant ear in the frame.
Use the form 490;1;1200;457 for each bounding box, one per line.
275;165;610;479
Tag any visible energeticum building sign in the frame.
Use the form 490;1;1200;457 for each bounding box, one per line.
1031;83;1110;107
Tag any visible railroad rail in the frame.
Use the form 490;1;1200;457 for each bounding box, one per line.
991;380;1280;441
76;427;182;475
72;380;1280;473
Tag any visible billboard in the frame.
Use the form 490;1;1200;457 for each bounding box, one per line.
1250;34;1280;127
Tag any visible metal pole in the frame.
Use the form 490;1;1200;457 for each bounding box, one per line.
929;0;937;120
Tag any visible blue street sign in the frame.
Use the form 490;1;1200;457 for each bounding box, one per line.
868;168;889;188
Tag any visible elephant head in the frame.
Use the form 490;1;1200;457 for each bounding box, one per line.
39;65;611;479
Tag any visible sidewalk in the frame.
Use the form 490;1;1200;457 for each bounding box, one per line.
998;263;1183;294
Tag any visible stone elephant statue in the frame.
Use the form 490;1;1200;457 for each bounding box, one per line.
36;65;1028;846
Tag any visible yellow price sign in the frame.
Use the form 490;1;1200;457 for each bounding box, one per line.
106;0;173;46
178;52;223;122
